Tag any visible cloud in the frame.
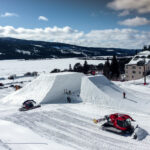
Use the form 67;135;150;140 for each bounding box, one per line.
38;16;48;21
0;12;18;17
0;25;150;49
118;10;130;16
107;0;150;14
119;16;150;26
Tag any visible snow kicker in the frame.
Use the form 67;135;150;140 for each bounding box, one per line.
1;72;150;113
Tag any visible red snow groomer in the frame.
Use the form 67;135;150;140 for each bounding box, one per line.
93;113;135;135
19;100;41;111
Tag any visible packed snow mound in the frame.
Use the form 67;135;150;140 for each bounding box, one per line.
1;73;117;107
1;73;150;113
0;72;83;105
80;75;123;106
80;76;111;105
81;75;150;113
89;75;123;100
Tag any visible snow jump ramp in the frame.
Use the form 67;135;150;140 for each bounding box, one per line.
1;72;149;113
1;72;112;106
0;72;84;105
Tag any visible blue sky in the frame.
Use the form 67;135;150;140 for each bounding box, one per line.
0;0;150;49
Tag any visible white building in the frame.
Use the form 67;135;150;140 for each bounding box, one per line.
125;51;150;81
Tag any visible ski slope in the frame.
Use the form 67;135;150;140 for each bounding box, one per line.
85;75;150;113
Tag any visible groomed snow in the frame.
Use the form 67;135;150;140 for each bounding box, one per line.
0;59;150;150
0;104;150;150
0;119;75;150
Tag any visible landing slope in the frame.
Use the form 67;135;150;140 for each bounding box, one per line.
81;75;150;113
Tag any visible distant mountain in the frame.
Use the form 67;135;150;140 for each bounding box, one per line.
0;37;140;60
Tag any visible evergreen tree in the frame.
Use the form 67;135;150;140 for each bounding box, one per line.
83;60;89;74
51;68;61;73
97;63;103;71
143;45;147;51
103;58;111;79
135;50;138;55
69;64;72;71
110;55;120;79
73;63;83;72
148;45;150;51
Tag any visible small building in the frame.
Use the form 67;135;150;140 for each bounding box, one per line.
125;51;150;81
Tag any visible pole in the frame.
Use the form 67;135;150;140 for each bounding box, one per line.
144;57;146;85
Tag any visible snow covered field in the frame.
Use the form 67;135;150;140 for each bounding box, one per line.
0;58;150;150
0;58;105;77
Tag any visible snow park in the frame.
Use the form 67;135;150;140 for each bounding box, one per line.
0;0;150;149
0;58;150;150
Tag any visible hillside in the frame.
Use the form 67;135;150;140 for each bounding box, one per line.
0;37;139;60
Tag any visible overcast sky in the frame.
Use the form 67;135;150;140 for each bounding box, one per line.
0;0;150;49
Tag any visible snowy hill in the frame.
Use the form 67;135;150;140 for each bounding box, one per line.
0;37;139;60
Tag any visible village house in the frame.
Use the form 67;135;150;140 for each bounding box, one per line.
125;51;150;81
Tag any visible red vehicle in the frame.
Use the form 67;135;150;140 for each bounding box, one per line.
19;100;41;111
93;113;135;134
91;71;96;75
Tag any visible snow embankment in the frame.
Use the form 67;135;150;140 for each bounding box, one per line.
0;72;83;105
80;76;111;105
41;72;83;104
1;72;150;114
81;75;150;114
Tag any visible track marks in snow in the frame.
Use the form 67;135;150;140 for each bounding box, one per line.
1;105;149;150
0;140;11;150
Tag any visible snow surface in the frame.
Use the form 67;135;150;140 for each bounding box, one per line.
16;49;31;55
128;50;150;65
0;59;150;150
0;119;74;150
0;58;105;77
1;72;83;105
0;104;150;150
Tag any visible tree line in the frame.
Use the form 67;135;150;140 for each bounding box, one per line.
51;55;131;80
142;45;150;51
